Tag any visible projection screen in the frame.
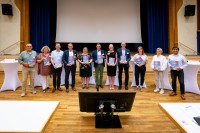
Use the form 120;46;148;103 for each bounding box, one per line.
56;0;142;43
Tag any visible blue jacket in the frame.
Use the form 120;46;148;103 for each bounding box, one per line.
117;48;131;66
92;49;105;67
62;50;77;67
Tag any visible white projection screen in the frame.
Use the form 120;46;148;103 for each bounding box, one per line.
56;0;142;43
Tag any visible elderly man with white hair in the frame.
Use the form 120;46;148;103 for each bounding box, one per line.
151;48;167;94
18;43;37;97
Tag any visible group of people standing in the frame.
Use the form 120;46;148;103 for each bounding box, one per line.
18;42;187;100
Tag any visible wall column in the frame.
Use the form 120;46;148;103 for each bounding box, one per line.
15;0;29;52
168;0;183;53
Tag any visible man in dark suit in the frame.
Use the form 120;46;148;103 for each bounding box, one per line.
92;43;105;90
117;41;131;90
62;43;77;92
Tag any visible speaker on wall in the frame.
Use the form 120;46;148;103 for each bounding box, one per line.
185;5;195;16
1;4;13;16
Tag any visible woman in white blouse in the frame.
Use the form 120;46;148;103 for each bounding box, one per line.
151;48;167;94
133;46;148;91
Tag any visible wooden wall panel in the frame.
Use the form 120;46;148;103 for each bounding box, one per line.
198;0;200;31
15;0;29;52
168;0;183;53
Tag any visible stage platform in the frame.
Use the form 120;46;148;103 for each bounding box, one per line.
0;54;200;72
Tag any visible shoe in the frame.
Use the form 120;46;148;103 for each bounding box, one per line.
181;94;186;100
99;85;104;88
72;88;77;91
82;84;86;89
66;89;69;93
31;89;36;94
86;85;89;89
154;88;160;93
71;85;77;91
135;86;140;90
169;91;177;96
140;86;143;92
125;86;128;90
52;88;56;93
21;92;26;97
96;85;99;91
159;89;164;94
118;86;122;90
46;87;50;90
57;87;63;91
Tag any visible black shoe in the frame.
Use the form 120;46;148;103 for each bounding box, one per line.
125;86;128;90
57;87;63;91
96;85;99;91
66;89;69;93
99;85;104;88
118;86;122;90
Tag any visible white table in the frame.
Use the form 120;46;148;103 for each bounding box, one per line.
159;103;200;133
130;61;146;88
34;63;42;86
0;101;59;132
159;66;172;90
183;60;200;95
0;60;21;91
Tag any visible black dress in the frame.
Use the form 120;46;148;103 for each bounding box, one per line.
106;51;117;76
78;54;92;77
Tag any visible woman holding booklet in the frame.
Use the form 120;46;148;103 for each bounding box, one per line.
78;47;93;89
151;48;167;94
133;46;148;91
37;46;52;92
106;44;118;90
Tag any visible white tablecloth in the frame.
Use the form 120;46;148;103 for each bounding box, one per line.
0;60;21;91
159;66;172;90
159;103;200;133
183;60;200;95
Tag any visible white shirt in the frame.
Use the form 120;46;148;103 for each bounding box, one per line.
122;49;125;56
151;55;167;71
97;50;101;55
133;53;148;66
168;54;187;70
69;51;73;56
51;50;64;68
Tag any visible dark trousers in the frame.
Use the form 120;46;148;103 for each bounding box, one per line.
52;67;62;89
64;66;76;89
171;70;185;94
118;64;129;86
135;65;146;86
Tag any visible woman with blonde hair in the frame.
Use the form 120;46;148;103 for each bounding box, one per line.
37;45;52;92
78;47;93;89
106;44;117;89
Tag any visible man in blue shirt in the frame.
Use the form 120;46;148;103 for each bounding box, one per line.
117;41;131;90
